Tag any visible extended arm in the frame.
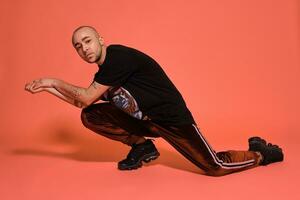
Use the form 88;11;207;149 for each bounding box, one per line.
52;80;109;108
25;78;111;108
43;87;86;108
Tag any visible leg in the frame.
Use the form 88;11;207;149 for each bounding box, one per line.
145;122;262;176
81;102;161;170
81;102;160;146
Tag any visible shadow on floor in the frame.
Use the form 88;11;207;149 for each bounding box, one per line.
9;123;203;175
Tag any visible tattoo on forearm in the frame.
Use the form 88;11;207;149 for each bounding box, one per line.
70;88;81;98
54;81;88;105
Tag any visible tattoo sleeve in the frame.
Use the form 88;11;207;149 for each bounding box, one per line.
44;87;84;108
53;80;88;105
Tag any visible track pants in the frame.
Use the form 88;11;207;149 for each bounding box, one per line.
81;102;262;176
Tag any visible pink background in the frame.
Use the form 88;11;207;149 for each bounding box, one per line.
1;0;299;199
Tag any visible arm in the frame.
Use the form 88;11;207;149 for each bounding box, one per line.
43;87;85;108
25;78;111;108
43;87;109;108
51;79;111;108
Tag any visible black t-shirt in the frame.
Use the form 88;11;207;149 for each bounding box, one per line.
94;44;195;126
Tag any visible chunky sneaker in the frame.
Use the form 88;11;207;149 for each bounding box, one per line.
118;139;160;170
248;136;267;151
248;136;284;165
259;143;284;165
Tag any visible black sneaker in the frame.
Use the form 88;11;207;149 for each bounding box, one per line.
248;136;267;151
118;139;160;170
248;136;284;165
259;143;284;165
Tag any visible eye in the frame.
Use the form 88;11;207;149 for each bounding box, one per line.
86;40;91;43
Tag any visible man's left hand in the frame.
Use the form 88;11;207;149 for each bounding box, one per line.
25;78;56;93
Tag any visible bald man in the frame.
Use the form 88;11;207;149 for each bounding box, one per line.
25;26;283;176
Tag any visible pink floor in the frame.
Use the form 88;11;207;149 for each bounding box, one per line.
1;127;299;200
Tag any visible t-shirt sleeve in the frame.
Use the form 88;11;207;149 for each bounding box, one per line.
94;63;137;87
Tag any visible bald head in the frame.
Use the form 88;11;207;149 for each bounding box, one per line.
72;25;105;64
72;26;100;46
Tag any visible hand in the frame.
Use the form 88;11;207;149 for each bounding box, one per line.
25;78;55;94
25;81;44;94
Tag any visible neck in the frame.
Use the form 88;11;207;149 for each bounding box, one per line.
96;44;107;65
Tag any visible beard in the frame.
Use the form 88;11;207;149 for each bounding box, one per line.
94;53;101;63
94;46;102;63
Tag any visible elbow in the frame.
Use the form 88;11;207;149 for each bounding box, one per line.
81;99;93;109
74;99;90;109
80;104;88;109
79;95;98;109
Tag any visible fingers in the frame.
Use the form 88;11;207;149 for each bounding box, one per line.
25;83;34;92
32;79;42;90
30;87;44;93
25;82;34;91
25;79;44;94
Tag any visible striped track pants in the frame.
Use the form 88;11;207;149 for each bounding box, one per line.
81;102;262;176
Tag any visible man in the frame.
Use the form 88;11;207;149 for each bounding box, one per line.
25;26;284;176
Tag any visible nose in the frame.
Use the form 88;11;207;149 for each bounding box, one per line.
82;44;89;53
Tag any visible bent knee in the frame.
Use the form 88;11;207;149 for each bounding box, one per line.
204;167;234;177
80;103;112;127
81;108;91;128
205;169;227;177
80;104;99;127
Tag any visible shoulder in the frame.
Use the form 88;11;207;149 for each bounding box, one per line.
108;44;132;52
108;44;145;55
105;44;143;65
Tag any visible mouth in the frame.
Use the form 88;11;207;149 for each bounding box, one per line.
86;53;93;57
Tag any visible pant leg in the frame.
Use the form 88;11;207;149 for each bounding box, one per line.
81;102;261;176
145;122;262;176
80;102;160;146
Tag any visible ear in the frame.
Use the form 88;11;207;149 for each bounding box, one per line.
98;36;105;46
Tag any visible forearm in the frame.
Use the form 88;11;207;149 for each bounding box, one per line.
52;79;90;107
25;78;109;108
44;87;85;108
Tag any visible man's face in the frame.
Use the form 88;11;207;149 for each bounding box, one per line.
72;28;102;63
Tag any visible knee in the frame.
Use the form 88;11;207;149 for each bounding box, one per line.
80;104;99;127
80;103;112;128
196;162;230;177
205;169;226;177
204;164;243;177
81;107;91;128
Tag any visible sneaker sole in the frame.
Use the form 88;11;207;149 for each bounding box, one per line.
118;151;160;170
143;152;160;163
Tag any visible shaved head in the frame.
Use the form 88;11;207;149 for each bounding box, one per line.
72;26;100;45
72;25;105;64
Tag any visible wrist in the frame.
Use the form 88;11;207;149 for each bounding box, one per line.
44;87;51;92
